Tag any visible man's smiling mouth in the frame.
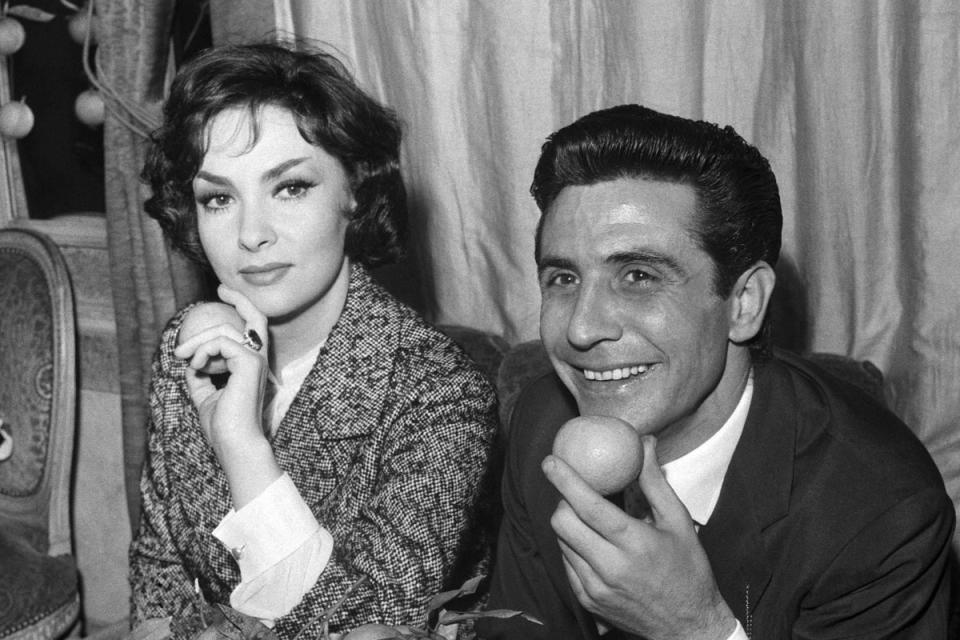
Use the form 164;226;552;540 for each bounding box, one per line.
582;364;651;381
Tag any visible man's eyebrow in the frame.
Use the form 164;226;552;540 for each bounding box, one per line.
606;250;687;277
536;256;576;277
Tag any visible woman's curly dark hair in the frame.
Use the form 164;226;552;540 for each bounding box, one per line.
142;42;406;268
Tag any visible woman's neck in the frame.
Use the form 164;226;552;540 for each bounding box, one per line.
267;258;352;372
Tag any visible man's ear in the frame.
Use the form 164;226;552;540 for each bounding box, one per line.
728;261;776;344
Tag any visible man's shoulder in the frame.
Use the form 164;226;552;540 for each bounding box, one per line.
752;349;946;497
506;371;578;459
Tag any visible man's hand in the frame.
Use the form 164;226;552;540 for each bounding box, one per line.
543;436;737;640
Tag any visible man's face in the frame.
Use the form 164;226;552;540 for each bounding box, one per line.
538;177;745;460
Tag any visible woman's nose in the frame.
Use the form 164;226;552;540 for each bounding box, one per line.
566;282;622;349
237;206;277;252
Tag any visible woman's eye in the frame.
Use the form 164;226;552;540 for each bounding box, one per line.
277;180;314;199
197;193;232;211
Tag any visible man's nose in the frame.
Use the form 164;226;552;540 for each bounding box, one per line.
566;282;622;349
237;205;277;252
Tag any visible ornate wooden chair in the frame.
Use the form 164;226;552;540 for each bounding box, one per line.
0;228;80;639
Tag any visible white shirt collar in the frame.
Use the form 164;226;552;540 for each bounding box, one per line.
263;340;325;435
660;372;754;526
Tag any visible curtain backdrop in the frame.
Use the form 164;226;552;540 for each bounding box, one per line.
99;0;206;530
284;0;960;548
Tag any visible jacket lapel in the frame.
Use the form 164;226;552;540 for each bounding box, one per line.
271;264;397;460
698;356;796;630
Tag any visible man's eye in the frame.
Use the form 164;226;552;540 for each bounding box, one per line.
545;272;577;287
624;268;655;284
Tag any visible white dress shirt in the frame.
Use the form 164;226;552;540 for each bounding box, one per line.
661;373;753;640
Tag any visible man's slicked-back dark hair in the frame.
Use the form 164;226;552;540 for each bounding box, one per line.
142;41;406;268
531;104;782;301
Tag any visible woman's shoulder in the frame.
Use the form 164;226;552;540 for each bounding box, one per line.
354;272;495;392
394;303;489;381
151;302;204;376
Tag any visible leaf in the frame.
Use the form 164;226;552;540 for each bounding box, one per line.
425;575;485;612
189;605;278;640
436;609;543;626
130;618;173;640
212;605;279;640
294;575;369;640
6;5;55;21
59;0;80;10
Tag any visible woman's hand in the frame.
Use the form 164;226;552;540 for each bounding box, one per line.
173;285;281;507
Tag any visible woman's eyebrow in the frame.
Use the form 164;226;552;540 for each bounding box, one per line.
193;169;229;186
262;157;311;183
193;157;312;186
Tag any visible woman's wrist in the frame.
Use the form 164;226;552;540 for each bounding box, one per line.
217;435;283;509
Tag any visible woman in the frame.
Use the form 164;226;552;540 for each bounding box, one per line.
130;42;498;639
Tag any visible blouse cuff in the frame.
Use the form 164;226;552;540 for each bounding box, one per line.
213;473;329;578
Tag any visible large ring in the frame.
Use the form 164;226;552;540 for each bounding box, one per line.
240;328;263;352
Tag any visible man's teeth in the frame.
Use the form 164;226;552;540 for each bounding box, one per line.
583;365;649;381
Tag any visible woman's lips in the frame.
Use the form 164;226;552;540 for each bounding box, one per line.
239;263;291;286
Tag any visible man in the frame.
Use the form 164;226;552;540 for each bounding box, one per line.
479;105;954;639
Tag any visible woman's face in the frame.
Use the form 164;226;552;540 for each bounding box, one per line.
192;104;356;325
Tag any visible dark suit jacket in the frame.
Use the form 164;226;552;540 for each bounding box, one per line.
480;350;954;639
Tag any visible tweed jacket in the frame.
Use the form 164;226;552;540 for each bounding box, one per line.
480;349;954;639
129;264;499;639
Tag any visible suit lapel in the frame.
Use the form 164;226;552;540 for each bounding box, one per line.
698;356;796;630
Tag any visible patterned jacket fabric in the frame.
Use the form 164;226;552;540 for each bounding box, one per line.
129;264;499;638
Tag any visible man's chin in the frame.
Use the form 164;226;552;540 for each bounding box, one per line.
572;396;639;428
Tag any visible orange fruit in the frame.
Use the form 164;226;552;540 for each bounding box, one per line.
68;10;99;46
0;100;34;139
552;415;644;494
74;89;105;127
177;302;245;374
0;17;25;56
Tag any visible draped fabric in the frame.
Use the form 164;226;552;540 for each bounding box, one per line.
98;0;206;530
285;0;960;548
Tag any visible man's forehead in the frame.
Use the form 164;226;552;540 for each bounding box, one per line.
544;179;696;235
551;177;694;215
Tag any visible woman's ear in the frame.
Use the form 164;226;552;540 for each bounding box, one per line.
728;261;776;344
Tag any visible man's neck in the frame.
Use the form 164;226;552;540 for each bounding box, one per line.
655;345;753;464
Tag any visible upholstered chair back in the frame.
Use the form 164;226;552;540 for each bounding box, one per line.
0;228;80;639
